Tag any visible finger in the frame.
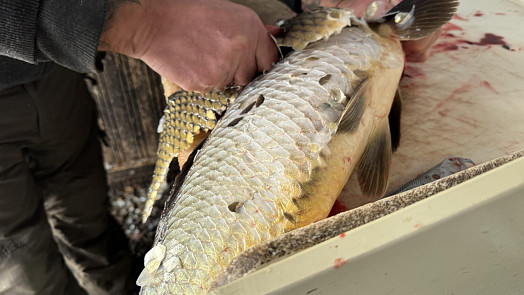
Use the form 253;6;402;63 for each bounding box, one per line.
264;25;281;36
255;29;278;73
217;68;235;90
233;49;257;86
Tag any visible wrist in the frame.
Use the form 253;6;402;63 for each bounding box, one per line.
98;0;151;58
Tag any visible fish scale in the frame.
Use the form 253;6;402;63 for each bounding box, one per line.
143;90;239;223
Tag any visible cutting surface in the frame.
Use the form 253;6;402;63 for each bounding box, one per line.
337;0;524;210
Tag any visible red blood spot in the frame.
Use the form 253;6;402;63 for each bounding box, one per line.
442;23;464;32
414;224;423;229
329;200;348;217
433;83;473;110
334;258;346;269
403;66;425;79
223;247;229;252
453;14;468;21
478;33;506;45
340;233;346;238
343;156;352;164
474;10;483;17
432;43;459;54
254;210;259;214
495;12;505;15
481;80;500;94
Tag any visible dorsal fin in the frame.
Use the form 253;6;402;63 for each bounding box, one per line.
336;78;369;133
388;88;402;152
356;119;392;198
276;8;354;50
369;0;459;40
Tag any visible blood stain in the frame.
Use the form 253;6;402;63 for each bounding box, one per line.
434;83;473;110
433;43;459;53
414;224;423;229
481;80;500;94
431;32;510;56
474;10;483;17
334;258;346;269
442;23;464;32
340;233;346;238
495;12;505;15
453;14;468;21
403;66;425;79
329;200;348;217
478;33;506;45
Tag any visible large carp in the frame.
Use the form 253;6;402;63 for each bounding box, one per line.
139;0;459;293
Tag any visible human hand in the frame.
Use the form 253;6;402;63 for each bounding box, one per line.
301;0;443;62
99;0;278;92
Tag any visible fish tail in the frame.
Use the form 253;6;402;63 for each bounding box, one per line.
369;0;459;40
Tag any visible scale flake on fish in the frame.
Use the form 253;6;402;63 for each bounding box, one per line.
139;0;459;293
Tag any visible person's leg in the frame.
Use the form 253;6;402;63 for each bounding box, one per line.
0;85;86;295
25;67;137;295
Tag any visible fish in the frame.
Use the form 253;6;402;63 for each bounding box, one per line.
385;156;475;197
138;0;459;293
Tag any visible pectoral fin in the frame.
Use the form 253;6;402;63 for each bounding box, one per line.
356;118;392;198
336;78;369;133
369;0;459;40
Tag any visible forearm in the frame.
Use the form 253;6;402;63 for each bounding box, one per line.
0;1;40;62
0;0;108;73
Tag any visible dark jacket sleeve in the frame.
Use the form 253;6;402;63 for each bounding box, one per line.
0;0;108;73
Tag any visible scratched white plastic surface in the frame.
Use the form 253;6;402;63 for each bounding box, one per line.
337;0;524;210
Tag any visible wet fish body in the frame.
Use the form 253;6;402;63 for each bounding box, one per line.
140;1;459;293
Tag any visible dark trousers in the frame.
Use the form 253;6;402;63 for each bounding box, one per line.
0;66;135;294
